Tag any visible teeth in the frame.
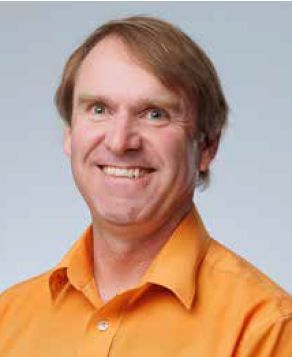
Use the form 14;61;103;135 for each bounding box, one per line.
102;166;148;178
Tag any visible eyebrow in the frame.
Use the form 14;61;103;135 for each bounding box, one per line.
77;94;112;107
76;93;184;113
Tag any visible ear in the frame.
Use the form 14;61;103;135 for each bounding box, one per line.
63;126;72;157
199;137;219;172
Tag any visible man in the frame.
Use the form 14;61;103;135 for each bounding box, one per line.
0;16;291;356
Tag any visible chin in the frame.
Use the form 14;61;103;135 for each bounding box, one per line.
93;202;148;226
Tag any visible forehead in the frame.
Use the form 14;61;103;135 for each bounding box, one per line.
78;36;136;76
74;36;184;104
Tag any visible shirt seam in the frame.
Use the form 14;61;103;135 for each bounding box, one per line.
202;257;292;316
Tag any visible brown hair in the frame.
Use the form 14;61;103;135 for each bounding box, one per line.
55;16;228;187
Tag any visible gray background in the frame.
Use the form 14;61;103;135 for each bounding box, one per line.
1;2;291;293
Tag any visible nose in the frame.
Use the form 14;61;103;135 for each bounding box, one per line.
104;114;142;154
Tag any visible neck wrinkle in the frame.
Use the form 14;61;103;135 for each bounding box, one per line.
92;200;193;302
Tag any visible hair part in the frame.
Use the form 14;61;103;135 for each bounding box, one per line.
55;15;228;188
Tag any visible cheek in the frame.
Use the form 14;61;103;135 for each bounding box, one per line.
160;131;191;168
71;120;104;158
165;133;198;182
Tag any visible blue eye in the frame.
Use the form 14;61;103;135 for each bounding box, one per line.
92;104;105;115
148;108;167;120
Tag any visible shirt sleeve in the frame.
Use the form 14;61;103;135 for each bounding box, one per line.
238;314;292;356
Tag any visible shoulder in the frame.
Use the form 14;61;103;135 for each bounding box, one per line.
0;271;53;325
197;239;292;354
201;238;292;317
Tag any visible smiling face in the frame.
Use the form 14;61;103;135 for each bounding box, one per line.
64;36;209;231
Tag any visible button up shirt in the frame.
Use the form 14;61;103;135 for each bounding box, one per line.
1;205;291;356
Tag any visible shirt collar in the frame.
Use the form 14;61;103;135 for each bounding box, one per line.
49;204;211;310
49;226;94;301
140;204;211;310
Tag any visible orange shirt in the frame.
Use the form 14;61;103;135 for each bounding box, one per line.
0;205;291;356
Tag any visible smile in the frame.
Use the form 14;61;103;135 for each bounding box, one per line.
99;165;154;179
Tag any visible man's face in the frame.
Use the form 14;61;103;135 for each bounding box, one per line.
64;36;207;230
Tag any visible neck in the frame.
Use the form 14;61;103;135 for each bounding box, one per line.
92;202;192;303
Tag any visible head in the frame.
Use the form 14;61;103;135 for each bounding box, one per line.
55;16;228;229
56;16;228;188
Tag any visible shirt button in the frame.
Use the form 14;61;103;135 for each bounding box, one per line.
97;320;109;331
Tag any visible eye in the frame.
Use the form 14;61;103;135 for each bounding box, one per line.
147;108;168;121
91;103;106;115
